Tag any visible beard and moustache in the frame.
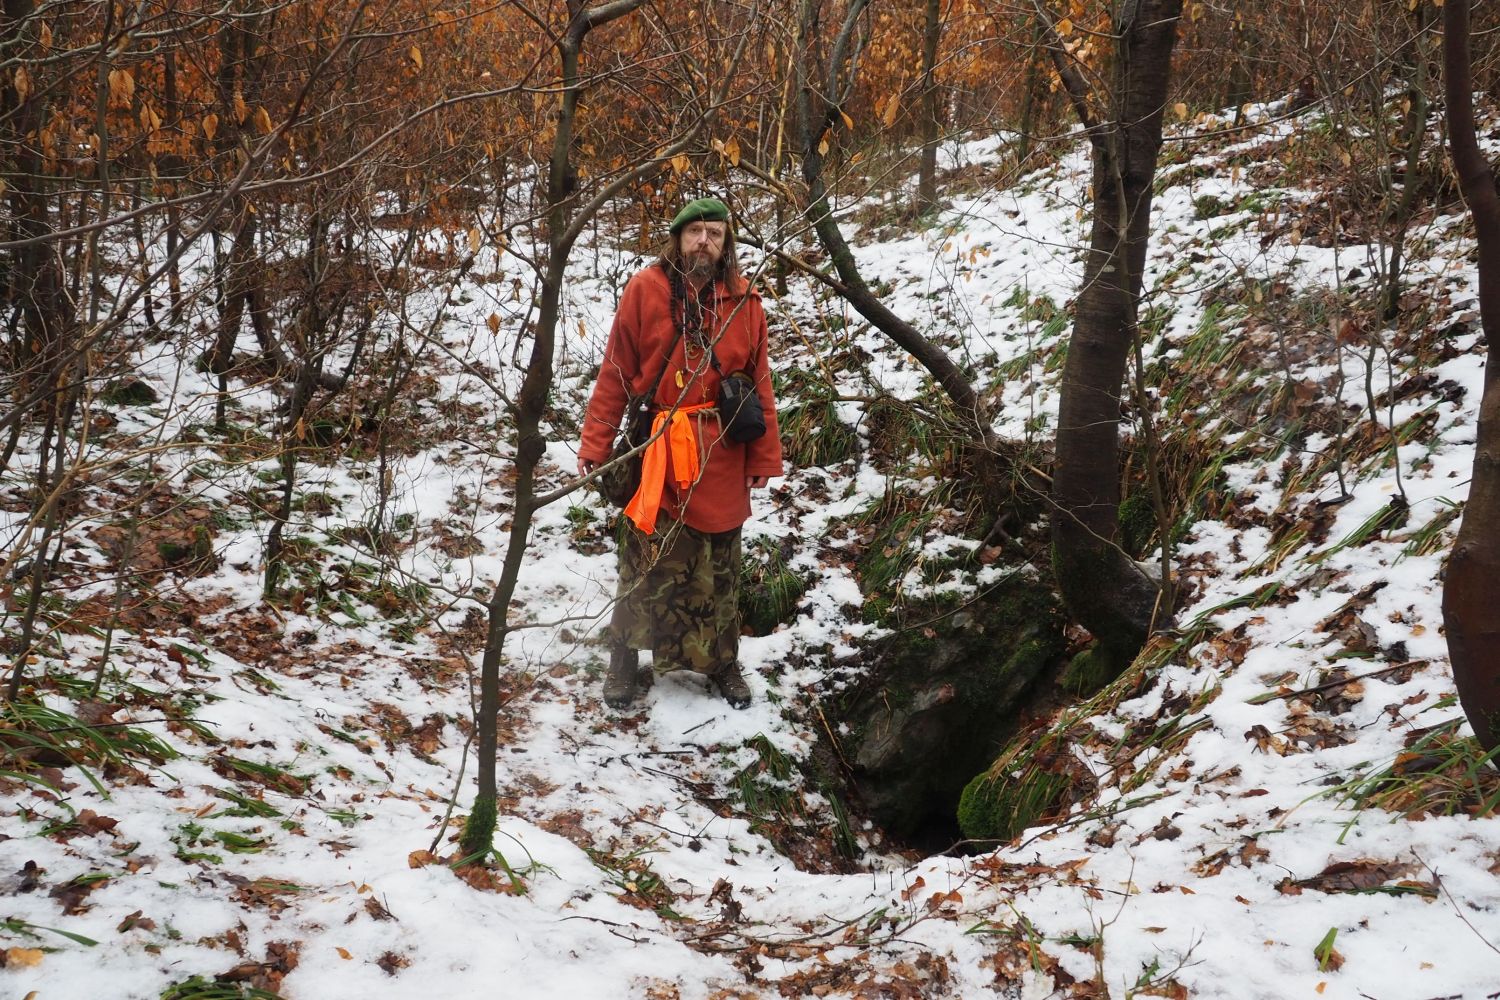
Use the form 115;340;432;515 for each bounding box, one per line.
685;249;717;280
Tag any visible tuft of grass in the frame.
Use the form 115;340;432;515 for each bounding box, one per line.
173;821;223;864
733;734;858;861
0;916;100;947
213;830;269;854
1306;496;1409;565
214;755;311;796
586;843;681;919
1395;499;1460;562
160;978;285;1000
739;539;808;637
1;700;179;796
1319;719;1500;829
848;483;977;623
862;394;967;470
210;791;282;821
779;396;860;469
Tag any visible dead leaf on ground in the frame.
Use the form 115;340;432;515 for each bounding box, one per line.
74;809;120;837
1293;859;1417;893
219;941;299;994
49;876;106;915
230;875;304;913
364;895;397;921
116;910;157;933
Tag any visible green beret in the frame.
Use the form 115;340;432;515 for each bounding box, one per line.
669;197;730;234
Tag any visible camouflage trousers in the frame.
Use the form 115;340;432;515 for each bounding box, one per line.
610;514;741;676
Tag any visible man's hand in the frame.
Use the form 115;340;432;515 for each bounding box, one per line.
747;476;771;489
579;457;597;476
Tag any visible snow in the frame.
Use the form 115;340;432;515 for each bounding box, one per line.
4;99;1500;999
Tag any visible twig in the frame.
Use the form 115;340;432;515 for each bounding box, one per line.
1245;660;1429;705
1414;850;1500;957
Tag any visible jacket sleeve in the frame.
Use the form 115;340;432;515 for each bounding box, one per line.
578;276;644;465
745;298;784;478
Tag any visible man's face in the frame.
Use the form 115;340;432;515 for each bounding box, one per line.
679;220;727;278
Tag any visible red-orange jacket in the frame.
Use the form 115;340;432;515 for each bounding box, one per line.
579;263;784;533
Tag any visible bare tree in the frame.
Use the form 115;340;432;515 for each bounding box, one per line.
792;0;996;448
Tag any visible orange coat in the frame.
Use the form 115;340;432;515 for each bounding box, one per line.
579;263;783;533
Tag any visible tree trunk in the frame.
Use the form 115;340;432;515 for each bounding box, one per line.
3;0;73;393
1050;0;1182;684
915;0;942;216
1441;0;1500;756
163;46;185;324
1016;18;1046;166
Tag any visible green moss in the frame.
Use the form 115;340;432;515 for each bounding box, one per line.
957;756;1072;844
1059;644;1124;697
156;525;215;572
461;794;497;856
860;594;891;625
1117;492;1156;558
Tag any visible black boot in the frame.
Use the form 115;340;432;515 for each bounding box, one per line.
603;644;641;710
709;661;752;710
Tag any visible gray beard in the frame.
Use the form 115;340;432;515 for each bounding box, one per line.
685;253;716;280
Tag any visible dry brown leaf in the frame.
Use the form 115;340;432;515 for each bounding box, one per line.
1295;859;1416;894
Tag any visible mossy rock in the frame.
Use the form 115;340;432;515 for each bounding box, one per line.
834;578;1067;841
156;525;217;574
957;750;1073;844
101;378;159;407
1059;643;1124;697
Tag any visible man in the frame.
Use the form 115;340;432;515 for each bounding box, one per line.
577;197;783;710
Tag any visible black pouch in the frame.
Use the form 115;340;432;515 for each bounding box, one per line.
597;399;653;507
718;370;766;444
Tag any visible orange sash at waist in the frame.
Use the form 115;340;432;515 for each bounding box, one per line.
624;401;717;535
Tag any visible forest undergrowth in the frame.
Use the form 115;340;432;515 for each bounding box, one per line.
3;95;1500;999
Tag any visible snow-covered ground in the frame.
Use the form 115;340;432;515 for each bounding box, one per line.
3;102;1499;999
